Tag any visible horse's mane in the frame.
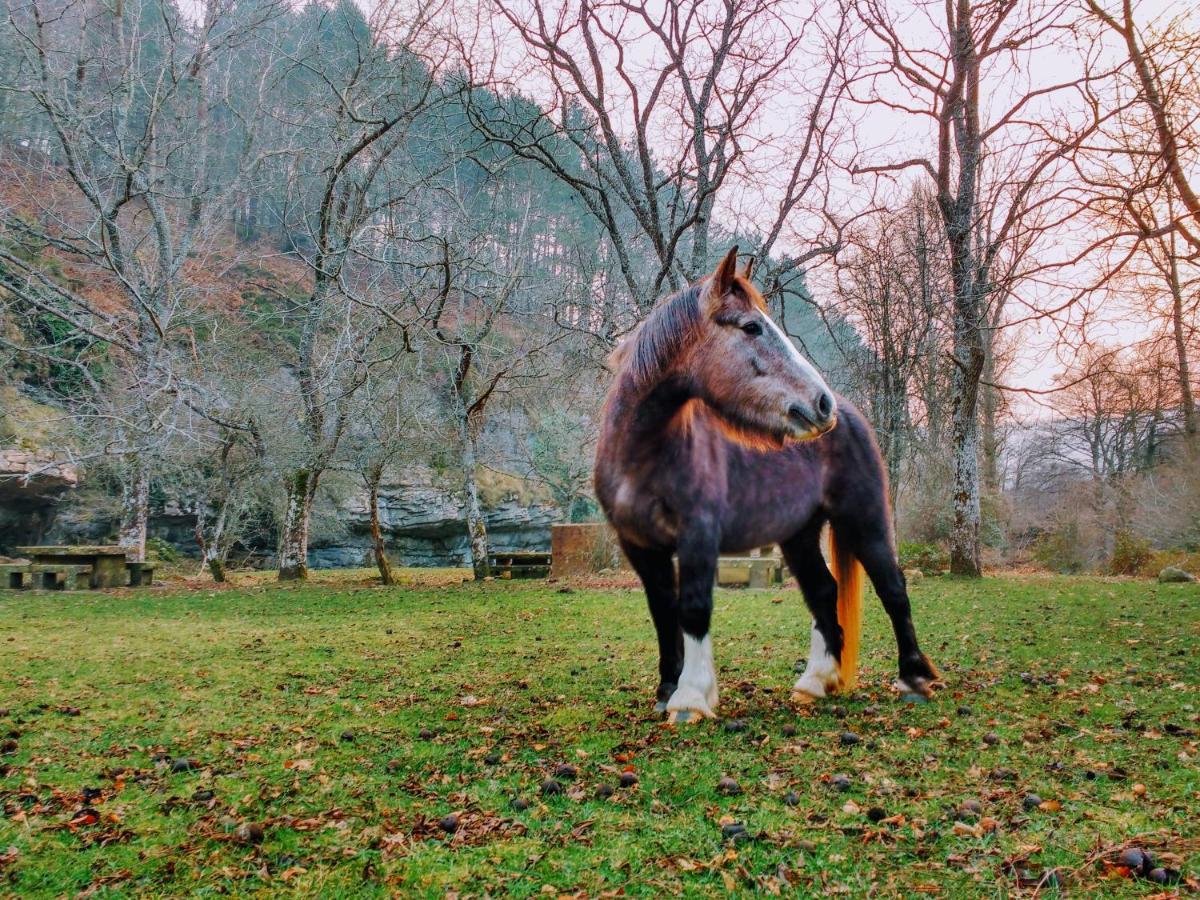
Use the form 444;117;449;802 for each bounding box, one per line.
609;281;706;389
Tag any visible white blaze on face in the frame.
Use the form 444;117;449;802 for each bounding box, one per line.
794;620;841;698
666;633;719;719
761;313;834;412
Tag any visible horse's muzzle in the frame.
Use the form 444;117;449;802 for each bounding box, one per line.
787;393;837;437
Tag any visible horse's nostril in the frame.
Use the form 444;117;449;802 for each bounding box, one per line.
816;392;833;421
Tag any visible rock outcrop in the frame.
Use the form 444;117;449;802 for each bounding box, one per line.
311;470;560;567
0;448;79;551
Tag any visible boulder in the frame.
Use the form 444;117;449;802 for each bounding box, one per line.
1158;566;1197;583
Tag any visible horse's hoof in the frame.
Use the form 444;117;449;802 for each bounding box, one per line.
895;677;935;699
654;700;668;714
667;709;706;724
791;690;819;705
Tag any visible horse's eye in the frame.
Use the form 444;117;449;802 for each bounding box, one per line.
742;321;763;336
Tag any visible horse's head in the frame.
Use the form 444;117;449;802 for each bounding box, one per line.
689;246;837;445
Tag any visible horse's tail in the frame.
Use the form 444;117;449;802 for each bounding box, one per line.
829;526;864;692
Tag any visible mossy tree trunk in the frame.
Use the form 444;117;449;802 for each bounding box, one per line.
365;461;394;586
278;469;316;581
118;465;149;562
455;408;490;580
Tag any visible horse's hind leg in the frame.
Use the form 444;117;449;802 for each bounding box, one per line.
848;530;940;698
780;524;845;702
622;540;683;713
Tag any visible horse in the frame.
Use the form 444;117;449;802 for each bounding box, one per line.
594;247;940;723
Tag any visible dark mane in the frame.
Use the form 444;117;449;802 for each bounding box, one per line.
615;280;706;389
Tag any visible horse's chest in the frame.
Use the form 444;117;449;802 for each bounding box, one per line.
607;476;682;548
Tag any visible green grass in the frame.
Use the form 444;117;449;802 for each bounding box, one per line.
1;572;1197;896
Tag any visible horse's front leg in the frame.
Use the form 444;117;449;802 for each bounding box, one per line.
621;540;683;712
665;533;719;723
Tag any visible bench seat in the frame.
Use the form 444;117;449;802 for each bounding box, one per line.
0;563;32;590
717;557;783;588
126;561;159;586
26;564;93;590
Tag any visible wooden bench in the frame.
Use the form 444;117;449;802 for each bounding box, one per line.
489;551;551;579
126;561;159;586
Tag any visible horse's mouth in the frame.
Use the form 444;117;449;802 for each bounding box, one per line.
783;412;837;442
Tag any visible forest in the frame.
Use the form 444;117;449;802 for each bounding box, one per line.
0;0;1197;582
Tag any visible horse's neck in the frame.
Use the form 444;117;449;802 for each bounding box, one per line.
605;374;694;465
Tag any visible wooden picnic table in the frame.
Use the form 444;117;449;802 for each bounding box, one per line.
15;545;131;589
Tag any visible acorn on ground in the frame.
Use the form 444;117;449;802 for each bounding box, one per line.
235;822;265;845
717;776;742;796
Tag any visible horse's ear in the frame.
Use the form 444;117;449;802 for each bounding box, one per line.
740;255;755;281
710;246;739;303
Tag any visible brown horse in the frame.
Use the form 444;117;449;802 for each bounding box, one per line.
594;247;939;722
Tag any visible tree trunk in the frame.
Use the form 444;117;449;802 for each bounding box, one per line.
947;257;986;577
1167;239;1197;441
118;465;149;561
456;413;490;580
949;374;982;576
980;333;1001;493
367;468;394;586
201;503;229;583
278;469;314;581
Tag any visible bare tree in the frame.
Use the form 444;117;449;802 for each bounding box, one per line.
1085;0;1200;253
459;0;853;332
852;0;1111;574
266;1;443;580
0;0;279;559
423;174;563;579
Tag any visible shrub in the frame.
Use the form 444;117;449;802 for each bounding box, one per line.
897;541;948;575
1031;524;1085;574
146;537;178;563
1107;532;1152;576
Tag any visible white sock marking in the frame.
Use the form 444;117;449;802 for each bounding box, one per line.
794;620;841;697
666;633;718;717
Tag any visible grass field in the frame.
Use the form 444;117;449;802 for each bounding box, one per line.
1;572;1198;896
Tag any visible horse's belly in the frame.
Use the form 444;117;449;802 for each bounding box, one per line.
719;474;821;552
